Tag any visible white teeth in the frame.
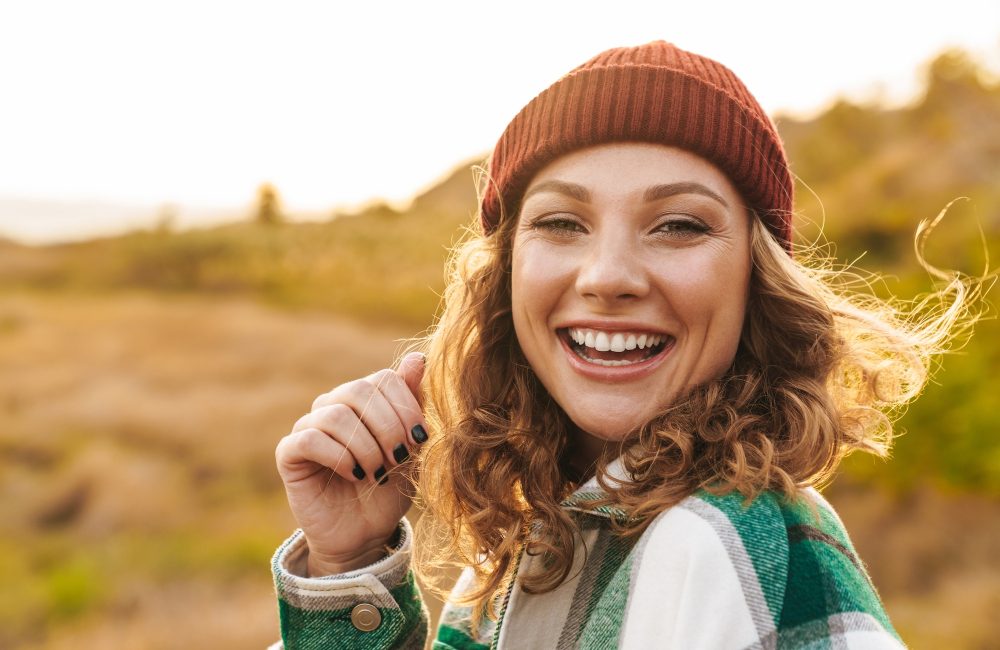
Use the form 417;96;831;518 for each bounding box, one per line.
584;357;634;367
566;327;673;367
565;328;669;352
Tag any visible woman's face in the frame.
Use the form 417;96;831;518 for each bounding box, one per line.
511;142;752;452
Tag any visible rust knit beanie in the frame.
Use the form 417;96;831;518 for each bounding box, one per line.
480;40;794;249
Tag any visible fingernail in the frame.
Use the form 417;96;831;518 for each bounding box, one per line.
374;465;386;483
378;474;389;486
393;443;409;463
352;463;366;480
411;424;428;444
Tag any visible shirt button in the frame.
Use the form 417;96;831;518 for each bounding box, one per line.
350;603;381;632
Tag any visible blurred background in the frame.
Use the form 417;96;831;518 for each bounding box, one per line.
1;2;998;648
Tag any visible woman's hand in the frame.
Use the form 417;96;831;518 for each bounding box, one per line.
275;351;427;576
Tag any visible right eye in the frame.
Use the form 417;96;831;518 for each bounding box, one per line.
532;216;586;234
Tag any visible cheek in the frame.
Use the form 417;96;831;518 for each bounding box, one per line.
708;265;751;368
663;250;750;372
511;242;571;326
510;244;549;357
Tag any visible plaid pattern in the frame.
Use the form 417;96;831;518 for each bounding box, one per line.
272;465;904;649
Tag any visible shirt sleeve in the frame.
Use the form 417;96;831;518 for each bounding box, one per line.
270;517;428;650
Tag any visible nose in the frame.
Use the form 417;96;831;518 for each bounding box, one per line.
574;230;650;304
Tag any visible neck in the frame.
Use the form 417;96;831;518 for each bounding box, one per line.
564;425;610;483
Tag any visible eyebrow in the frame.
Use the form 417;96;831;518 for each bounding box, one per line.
521;179;729;208
643;182;729;207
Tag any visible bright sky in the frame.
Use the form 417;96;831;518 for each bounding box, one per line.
1;0;998;243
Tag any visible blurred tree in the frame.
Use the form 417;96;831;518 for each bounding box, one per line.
155;203;177;235
254;184;283;225
924;49;989;100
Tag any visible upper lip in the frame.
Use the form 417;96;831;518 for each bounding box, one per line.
554;319;672;335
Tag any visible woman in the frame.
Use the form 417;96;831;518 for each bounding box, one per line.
271;41;966;649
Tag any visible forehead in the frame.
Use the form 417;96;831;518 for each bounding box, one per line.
523;142;743;205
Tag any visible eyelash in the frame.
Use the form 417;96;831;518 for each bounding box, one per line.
531;216;585;233
530;214;711;237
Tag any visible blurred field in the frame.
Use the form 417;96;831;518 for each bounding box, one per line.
0;292;410;647
1;49;998;648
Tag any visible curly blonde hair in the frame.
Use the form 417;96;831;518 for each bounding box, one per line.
412;195;978;620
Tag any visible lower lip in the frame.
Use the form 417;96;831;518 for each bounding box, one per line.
558;334;673;382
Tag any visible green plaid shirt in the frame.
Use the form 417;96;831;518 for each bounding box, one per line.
272;464;903;649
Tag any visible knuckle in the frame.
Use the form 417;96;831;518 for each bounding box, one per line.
296;428;322;456
334;378;374;405
310;391;331;411
369;368;398;390
292;412;313;432
275;435;292;461
303;429;346;467
317;403;352;428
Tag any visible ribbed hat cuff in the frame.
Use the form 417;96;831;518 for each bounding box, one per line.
481;63;793;248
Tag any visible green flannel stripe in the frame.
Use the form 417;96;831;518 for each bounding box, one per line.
782;496;860;557
561;491;632;522
779;521;899;640
779;495;898;638
555;525;612;648
278;570;426;650
437;604;493;648
433;623;491;650
575;531;635;649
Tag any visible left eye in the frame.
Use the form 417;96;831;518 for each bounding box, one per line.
655;218;710;236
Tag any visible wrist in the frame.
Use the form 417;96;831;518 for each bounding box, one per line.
305;528;402;577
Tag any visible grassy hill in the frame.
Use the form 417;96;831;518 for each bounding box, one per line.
0;162;480;329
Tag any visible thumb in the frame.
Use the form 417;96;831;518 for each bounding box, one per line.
396;351;426;407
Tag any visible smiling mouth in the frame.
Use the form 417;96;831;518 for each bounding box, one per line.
559;327;673;367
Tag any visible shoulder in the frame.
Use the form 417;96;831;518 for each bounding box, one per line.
774;488;903;645
635;487;903;647
635;489;790;631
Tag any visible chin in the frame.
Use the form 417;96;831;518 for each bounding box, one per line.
566;407;652;442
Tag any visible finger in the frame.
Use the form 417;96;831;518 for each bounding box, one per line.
306;403;394;482
276;427;364;484
369;367;428;448
396;352;426;408
319;379;413;467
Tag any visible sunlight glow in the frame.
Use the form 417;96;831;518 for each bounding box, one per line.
0;0;997;242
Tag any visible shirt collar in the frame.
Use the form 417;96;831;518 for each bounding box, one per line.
560;455;631;521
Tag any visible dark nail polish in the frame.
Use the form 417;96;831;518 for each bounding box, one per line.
411;424;428;444
374;465;386;483
393;443;409;463
352;463;366;480
378;474;389;486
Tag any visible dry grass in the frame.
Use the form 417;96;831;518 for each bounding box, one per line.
0;291;995;648
0;291;413;648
